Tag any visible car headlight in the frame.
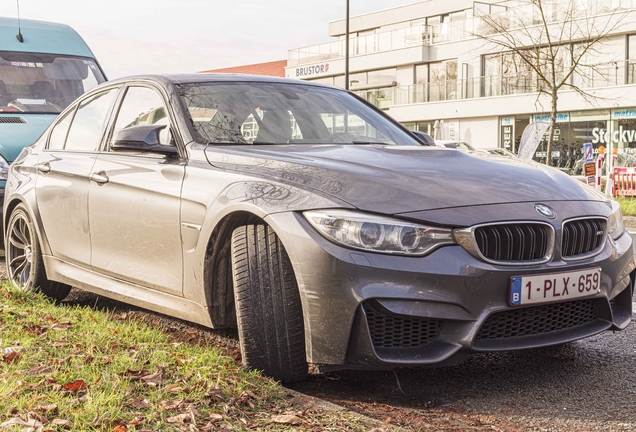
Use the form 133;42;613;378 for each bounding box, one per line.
0;155;9;180
304;210;455;256
608;201;625;240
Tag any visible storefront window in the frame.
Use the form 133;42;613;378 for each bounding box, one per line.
527;109;636;175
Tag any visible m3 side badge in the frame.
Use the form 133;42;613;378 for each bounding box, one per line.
535;204;556;219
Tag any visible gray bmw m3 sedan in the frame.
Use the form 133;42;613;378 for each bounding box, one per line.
4;74;634;382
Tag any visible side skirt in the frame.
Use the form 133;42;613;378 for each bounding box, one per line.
42;255;214;328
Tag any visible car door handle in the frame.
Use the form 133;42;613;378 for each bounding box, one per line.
90;172;109;185
36;162;51;173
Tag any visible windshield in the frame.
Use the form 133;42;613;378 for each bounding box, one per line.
177;82;421;146
0;51;106;114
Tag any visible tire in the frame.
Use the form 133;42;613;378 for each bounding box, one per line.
5;204;71;301
230;224;308;382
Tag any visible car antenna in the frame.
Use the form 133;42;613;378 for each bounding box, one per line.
16;0;24;42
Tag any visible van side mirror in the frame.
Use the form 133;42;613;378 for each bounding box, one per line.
111;125;178;155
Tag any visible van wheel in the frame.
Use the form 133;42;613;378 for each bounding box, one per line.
6;204;71;301
230;224;308;382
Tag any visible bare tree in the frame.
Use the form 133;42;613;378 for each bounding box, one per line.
473;0;630;166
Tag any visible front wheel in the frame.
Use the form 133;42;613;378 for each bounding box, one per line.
6;204;71;301
230;224;308;382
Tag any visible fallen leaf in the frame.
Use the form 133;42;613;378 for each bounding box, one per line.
113;425;126;432
140;367;165;386
209;413;223;422
29;365;53;376
35;404;58;415
88;314;99;324
51;340;70;347
162;383;182;392
271;414;302;425
381;417;392;423
166;413;191;424
0;417;45;431
63;380;87;393
51;322;73;331
27;411;49;425
51;418;70;428
129;397;149;409
2;351;22;363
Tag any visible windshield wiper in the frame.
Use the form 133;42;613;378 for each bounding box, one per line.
207;141;276;146
351;141;388;145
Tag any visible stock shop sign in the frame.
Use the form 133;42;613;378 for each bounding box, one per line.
294;63;330;78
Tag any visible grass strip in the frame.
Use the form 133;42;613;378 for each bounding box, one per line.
616;196;636;217
0;284;375;431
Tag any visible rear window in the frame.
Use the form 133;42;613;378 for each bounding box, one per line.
0;51;106;114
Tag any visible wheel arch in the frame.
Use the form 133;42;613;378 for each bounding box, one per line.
203;210;265;328
4;197;50;255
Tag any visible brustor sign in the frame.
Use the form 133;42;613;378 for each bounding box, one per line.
294;63;330;78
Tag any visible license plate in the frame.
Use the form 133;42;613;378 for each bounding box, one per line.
510;267;602;306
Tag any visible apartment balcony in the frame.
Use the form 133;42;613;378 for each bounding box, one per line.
287;24;466;67
391;60;636;107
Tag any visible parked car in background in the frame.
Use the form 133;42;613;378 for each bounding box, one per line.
0;17;106;213
5;74;633;383
436;139;476;151
480;147;518;158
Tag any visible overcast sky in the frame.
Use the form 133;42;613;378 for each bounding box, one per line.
0;0;415;78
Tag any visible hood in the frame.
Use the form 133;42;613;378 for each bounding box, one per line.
204;144;605;214
0;114;56;161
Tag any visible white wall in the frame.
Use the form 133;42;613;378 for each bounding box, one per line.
458;117;499;148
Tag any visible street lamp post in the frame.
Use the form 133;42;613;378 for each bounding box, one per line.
345;0;350;90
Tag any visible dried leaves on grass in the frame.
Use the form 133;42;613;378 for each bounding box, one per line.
0;285;376;431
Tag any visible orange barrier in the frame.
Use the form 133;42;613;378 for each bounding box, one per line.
613;167;636;196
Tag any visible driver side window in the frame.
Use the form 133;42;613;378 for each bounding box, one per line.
112;86;173;148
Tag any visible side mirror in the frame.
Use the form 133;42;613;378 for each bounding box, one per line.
111;124;178;155
410;130;436;146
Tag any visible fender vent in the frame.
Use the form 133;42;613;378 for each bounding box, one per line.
0;117;26;124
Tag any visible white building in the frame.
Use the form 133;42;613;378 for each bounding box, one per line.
285;0;636;171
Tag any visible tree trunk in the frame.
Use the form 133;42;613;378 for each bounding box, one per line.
545;90;558;167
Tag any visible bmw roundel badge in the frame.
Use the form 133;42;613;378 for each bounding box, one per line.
535;204;556;219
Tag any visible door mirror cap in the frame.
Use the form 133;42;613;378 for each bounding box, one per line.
111;125;178;155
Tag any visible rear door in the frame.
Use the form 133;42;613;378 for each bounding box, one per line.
88;84;185;296
35;88;118;267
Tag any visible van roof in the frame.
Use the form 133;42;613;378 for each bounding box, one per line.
0;16;95;58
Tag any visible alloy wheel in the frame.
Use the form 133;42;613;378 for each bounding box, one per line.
8;212;33;287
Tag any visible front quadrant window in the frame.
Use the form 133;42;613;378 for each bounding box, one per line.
47;108;75;150
113;86;172;146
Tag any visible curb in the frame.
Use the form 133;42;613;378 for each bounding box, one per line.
624;215;636;229
285;387;404;431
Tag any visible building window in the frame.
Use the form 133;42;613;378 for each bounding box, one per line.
429;60;457;101
628;34;636;84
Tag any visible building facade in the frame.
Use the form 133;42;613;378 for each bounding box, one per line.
285;0;636;172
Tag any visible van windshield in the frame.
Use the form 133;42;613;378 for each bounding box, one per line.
0;51;106;114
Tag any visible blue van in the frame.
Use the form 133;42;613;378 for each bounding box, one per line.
0;17;106;208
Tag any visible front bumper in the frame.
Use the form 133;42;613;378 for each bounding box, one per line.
265;208;635;370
